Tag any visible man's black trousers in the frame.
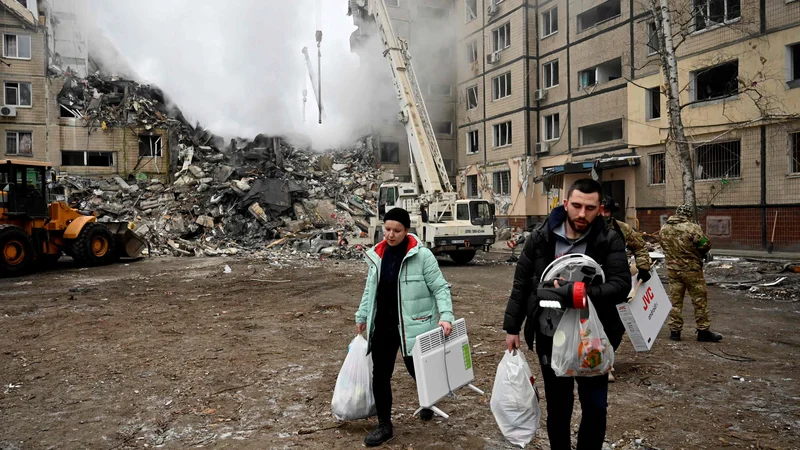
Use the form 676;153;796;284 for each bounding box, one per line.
371;324;416;423
536;332;609;450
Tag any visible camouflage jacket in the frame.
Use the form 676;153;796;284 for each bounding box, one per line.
610;218;651;271
659;215;711;272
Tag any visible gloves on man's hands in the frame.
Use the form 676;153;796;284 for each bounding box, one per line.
636;268;651;283
537;280;587;309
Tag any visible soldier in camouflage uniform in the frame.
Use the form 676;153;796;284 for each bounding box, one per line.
659;204;723;342
602;197;652;283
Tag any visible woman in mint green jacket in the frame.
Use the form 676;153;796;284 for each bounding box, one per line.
354;208;454;447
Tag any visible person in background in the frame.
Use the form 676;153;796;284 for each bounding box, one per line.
600;196;653;382
659;204;723;342
355;207;454;447
503;179;631;450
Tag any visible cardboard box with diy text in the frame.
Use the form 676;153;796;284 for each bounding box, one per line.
616;270;671;352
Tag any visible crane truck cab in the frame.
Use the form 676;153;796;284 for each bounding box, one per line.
0;159;146;276
372;181;495;264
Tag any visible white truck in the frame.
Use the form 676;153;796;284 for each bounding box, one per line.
355;0;495;264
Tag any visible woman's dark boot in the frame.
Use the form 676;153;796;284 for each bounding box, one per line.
364;420;393;447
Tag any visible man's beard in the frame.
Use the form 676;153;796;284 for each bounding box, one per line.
567;215;590;233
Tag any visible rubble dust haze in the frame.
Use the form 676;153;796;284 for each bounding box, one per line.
87;0;393;150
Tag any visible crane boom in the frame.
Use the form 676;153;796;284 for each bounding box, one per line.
302;47;325;119
365;0;453;195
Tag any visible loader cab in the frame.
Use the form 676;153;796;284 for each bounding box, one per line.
0;160;50;219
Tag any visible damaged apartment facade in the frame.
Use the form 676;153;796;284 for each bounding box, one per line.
354;0;799;251
0;0;168;179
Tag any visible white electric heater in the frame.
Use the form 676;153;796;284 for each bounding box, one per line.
411;318;484;419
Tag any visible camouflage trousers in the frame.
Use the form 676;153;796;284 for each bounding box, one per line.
667;269;711;331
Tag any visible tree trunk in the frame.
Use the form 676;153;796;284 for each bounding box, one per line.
651;0;697;217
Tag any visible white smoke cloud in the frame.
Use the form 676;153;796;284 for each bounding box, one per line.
87;0;389;149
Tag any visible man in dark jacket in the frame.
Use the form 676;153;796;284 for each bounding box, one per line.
503;179;631;450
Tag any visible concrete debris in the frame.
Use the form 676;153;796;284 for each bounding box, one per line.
59;135;384;260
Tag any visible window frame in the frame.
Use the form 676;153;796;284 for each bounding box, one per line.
492;71;512;101
542;60;559;89
138;135;163;158
577;0;622;33
466;174;479;198
465;0;477;23
466;85;478;110
5;130;33;156
543;114;560;141
541;7;558;38
493;170;512;195
787;42;800;88
646;21;659;55
434;121;453;135
492;22;511;53
789;131;800;175
2;33;32;60
693;139;741;181
493;121;513;148
579;119;624;145
578;67;597;89
649;152;666;185
466;130;479;154
693;0;741;32
4;81;32;107
380;141;400;163
467;40;478;64
646;87;661;120
60;150;115;167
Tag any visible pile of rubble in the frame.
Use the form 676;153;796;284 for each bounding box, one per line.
55;74;388;259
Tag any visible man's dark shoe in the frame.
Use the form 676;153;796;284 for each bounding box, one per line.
364;421;393;447
669;330;681;341
697;329;723;342
420;408;434;421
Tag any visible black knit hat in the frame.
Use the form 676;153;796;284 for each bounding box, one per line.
384;207;411;229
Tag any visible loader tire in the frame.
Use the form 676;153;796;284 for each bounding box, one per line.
0;225;34;277
70;223;116;267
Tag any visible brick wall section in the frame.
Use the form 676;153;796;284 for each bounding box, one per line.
637;206;800;252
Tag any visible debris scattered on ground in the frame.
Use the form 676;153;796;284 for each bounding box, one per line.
55;75;384;261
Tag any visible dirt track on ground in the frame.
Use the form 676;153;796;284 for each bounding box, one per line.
1;255;799;449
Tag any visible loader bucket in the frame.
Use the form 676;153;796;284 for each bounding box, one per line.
104;222;147;258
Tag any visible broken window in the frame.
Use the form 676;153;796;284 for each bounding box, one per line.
3;34;31;59
577;0;621;32
466;85;478;109
138;135;163;157
492;22;511;53
649;153;666;184
60;105;80;118
466;0;477;22
543;114;560;141
466;130;479;154
6;131;32;156
791;132;800;174
579;58;622;89
467;40;478;64
542;7;558;37
543;60;559;88
61;151;114;167
579;119;623;145
694;0;740;31
493;121;512;147
692;60;738;102
467;174;479;198
694;140;741;180
380;142;400;163
493;170;511;195
492;72;511;100
788;43;800;86
647;21;659;54
429;83;452;96
15;0;27;7
4;82;32;107
647;87;661;120
434;121;452;135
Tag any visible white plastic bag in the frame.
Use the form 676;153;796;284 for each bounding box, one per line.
490;350;542;448
331;335;376;420
551;299;614;377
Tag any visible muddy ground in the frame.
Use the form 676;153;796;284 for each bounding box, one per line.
1;254;799;450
